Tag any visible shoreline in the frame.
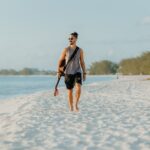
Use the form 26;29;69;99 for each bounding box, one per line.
0;75;116;101
0;75;150;101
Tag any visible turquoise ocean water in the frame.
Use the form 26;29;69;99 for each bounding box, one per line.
0;76;115;100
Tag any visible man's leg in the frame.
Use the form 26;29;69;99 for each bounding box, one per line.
67;89;74;111
75;83;81;111
65;74;75;111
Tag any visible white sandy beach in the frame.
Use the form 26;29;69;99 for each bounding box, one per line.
0;76;150;150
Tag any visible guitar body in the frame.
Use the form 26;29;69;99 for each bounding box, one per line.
59;59;66;76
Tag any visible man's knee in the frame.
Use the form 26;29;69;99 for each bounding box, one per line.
67;89;73;95
76;83;81;92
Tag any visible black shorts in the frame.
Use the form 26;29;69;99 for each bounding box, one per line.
64;72;82;89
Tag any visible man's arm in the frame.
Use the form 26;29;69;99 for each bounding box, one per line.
80;49;86;81
57;48;67;74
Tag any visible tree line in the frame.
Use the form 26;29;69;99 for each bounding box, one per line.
0;68;56;76
89;51;150;75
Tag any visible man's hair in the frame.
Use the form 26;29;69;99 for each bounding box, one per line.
71;32;78;38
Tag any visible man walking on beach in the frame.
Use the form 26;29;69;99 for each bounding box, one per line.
57;32;86;112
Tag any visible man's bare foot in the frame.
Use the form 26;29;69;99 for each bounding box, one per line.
74;105;79;112
69;106;73;111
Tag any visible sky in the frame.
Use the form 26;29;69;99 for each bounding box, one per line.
0;0;150;70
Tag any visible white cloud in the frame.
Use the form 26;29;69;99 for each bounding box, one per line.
142;16;150;25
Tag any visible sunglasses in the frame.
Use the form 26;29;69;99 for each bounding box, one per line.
68;37;74;41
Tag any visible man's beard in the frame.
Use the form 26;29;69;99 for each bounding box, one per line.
70;42;75;45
